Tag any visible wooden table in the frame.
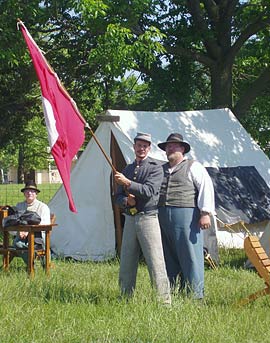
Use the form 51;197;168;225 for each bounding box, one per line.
0;210;57;277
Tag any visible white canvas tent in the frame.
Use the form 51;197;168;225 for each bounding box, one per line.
49;108;270;261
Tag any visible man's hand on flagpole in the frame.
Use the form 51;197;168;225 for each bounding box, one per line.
114;172;131;188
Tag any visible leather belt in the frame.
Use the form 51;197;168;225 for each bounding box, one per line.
126;206;157;216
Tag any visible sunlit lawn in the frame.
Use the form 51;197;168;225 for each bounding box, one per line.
0;248;269;343
0;183;60;206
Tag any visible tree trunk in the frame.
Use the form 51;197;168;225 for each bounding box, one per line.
24;169;35;183
210;62;233;109
17;146;24;184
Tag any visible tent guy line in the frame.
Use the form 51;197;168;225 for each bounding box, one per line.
216;217;251;239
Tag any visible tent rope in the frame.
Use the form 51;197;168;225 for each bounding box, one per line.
216;217;252;239
203;248;218;270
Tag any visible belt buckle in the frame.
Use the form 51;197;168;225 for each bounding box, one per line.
129;207;138;216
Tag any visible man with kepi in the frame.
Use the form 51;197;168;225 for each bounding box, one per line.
114;132;171;305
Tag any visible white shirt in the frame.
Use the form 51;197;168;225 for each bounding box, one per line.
16;199;50;225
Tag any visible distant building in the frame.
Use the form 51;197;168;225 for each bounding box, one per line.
5;149;80;184
7;166;62;184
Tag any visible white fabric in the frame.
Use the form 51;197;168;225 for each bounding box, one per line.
42;96;58;149
50;123;116;261
109;108;270;187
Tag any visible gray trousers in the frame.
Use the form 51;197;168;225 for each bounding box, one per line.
119;212;171;304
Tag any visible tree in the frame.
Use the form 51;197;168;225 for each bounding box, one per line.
1;115;50;183
0;0;154;177
0;0;48;147
75;1;270;111
0;1;74;179
77;0;270;145
2;0;270;159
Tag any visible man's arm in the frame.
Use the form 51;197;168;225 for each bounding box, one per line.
128;164;163;200
115;161;163;199
190;161;215;229
39;203;51;225
114;166;131;209
190;161;215;214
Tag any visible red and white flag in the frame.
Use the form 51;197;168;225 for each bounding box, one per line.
19;21;86;212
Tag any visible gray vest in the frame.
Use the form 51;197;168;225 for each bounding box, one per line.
158;159;198;207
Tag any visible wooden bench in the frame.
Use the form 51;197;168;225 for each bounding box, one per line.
0;209;57;277
239;235;270;305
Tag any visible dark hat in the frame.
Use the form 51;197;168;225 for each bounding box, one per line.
21;180;40;193
158;133;191;153
134;132;152;144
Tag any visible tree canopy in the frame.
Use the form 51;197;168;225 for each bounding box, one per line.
0;0;270;179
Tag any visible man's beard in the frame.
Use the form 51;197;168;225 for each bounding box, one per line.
167;152;182;164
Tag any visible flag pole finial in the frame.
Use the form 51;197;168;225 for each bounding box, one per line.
17;18;23;30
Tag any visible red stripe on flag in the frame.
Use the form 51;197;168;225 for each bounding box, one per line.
19;21;85;212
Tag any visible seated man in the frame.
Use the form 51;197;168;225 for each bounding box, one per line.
13;180;50;264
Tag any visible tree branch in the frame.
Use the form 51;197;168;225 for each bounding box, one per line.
186;0;221;58
223;0;239;19
165;44;214;66
233;66;270;119
230;16;270;62
202;0;219;23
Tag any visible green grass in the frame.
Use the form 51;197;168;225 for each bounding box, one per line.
0;249;270;343
0;183;61;206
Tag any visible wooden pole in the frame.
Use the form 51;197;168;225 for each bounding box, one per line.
86;124;117;174
110;133;125;255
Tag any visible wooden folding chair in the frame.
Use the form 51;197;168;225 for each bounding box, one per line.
239;235;270;305
35;213;56;262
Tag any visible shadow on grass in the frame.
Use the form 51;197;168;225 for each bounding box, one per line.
218;247;247;269
42;284;103;305
51;254;120;264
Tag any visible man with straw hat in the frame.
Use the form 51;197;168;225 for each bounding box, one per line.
13;180;50;264
157;133;215;300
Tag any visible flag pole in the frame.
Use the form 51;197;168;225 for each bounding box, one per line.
85;124;117;174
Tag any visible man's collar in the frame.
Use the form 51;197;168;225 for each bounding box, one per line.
135;156;148;165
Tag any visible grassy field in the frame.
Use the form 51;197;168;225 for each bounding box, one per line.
0;183;61;206
0;249;269;343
